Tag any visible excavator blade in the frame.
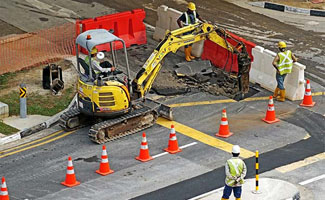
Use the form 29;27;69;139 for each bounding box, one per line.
142;98;173;121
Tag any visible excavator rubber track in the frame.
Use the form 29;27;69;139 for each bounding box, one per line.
59;107;91;131
88;104;158;144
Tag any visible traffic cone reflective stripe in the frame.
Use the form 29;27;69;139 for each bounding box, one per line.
262;96;280;124
135;133;153;162
96;145;114;176
0;177;9;200
61;157;80;187
164;125;182;154
216;109;233;138
300;79;316;107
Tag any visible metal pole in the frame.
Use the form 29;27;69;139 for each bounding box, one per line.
19;83;27;118
252;150;261;194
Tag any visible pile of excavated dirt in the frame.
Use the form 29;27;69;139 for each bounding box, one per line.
176;67;241;99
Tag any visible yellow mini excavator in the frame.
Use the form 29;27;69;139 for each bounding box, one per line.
59;22;251;144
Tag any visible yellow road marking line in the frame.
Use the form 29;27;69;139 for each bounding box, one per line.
168;99;236;108
311;92;324;96
168;92;324;108
276;152;325;173
303;133;311;140
0;131;75;159
241;96;269;102
156;118;255;158
0;130;64;154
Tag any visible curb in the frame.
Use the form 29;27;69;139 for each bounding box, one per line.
0;94;77;145
249;1;325;17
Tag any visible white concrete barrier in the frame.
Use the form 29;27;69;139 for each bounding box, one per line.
250;46;305;100
153;5;204;57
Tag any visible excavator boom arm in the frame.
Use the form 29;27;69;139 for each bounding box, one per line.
132;22;247;99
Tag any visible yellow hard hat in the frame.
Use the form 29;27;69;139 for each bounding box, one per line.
278;41;286;48
91;47;98;55
188;2;196;11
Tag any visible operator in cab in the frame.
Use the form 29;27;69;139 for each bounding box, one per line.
85;47;115;77
177;2;205;62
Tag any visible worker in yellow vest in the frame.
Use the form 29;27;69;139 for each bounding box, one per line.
221;145;247;200
85;47;115;77
177;2;205;61
272;41;298;101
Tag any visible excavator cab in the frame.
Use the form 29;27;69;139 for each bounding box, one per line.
75;29;132;117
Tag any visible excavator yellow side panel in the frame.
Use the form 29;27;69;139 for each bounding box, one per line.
78;79;129;113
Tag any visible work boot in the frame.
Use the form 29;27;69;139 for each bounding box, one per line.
277;89;285;102
235;198;241;200
221;198;228;200
273;87;280;98
185;47;192;62
188;46;195;59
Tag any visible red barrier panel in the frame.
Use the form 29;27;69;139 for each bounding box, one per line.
201;40;239;73
201;32;256;73
78;9;147;54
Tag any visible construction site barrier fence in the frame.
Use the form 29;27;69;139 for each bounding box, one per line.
250;46;306;101
0;22;75;75
153;5;256;73
77;9;147;54
201;33;256;73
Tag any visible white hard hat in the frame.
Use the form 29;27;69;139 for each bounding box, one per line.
97;52;105;60
232;145;240;154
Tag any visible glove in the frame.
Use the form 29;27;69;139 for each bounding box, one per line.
236;177;241;183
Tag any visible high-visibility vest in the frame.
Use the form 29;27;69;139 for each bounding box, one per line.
277;50;293;75
184;11;198;26
226;158;245;186
85;56;101;74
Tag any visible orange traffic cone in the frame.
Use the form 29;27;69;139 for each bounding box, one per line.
61;156;80;187
216;109;233;138
164;125;182;154
135;132;153;162
96;145;114;176
262;96;280;124
300;79;316;107
0;177;9;200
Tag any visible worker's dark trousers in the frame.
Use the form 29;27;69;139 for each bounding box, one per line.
222;184;242;199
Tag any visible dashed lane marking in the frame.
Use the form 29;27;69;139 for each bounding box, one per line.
168;92;324;108
0;130;64;154
276;152;325;173
0;131;75;159
152;142;198;158
157;118;255;159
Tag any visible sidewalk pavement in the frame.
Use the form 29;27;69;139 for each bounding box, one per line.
2;115;51;131
190;178;300;200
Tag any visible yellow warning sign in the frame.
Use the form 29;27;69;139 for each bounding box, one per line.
20;87;26;98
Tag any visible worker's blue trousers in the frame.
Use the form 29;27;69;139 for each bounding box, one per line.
222;184;242;198
276;73;287;90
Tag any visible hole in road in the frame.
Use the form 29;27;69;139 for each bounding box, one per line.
74;156;99;162
39;17;49;22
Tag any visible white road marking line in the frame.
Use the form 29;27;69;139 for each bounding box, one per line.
299;174;325;186
152;152;168;158
152;142;198;158
188;188;224;200
179;142;198;149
